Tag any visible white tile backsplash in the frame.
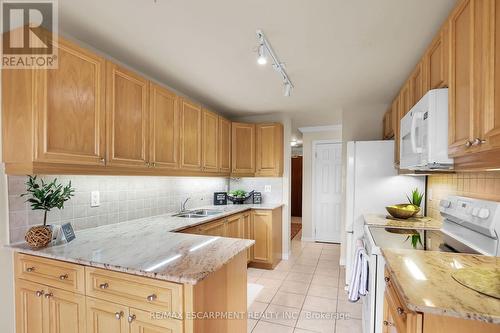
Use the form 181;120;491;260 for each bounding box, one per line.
8;175;228;243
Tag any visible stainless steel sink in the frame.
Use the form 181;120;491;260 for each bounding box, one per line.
173;213;205;218
173;209;223;218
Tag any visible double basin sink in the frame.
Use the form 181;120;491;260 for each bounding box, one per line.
172;209;224;219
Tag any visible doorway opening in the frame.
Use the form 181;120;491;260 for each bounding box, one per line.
291;147;303;240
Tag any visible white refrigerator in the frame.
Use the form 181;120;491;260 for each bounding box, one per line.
344;141;425;282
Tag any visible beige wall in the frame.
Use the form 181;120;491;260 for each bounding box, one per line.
301;128;343;240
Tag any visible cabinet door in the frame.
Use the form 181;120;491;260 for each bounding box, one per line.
15;279;46;333
449;0;475;157
106;62;149;167
242;212;253;262
392;97;401;167
35;38;106;166
427;22;450;90
218;117;231;173
252;211;272;263
202;109;219;172
200;219;227;237
382;291;398;333
226;214;243;238
399;82;411;118
410;62;425;107
255;123;283;177
149;83;179;169
46;288;86;333
129;308;182;333
383;109;393;140
86;297;129;333
231;122;255;175
180;99;202;170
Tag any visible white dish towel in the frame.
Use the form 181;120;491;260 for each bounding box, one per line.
347;239;369;302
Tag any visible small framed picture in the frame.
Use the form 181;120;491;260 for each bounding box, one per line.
61;223;76;243
214;192;227;205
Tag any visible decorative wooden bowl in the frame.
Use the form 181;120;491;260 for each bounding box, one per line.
25;225;52;249
385;204;420;219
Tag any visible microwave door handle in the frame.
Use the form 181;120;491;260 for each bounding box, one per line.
410;112;423;154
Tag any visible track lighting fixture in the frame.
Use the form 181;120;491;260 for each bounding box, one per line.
256;29;294;96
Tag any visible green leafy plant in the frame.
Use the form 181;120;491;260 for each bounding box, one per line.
405;234;423;249
21;175;75;226
229;190;247;198
407;188;424;207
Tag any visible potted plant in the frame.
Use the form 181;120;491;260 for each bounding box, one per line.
21;176;74;249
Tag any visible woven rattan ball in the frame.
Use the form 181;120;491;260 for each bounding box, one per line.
25;226;52;249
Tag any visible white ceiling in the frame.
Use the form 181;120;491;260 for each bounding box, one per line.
59;0;457;129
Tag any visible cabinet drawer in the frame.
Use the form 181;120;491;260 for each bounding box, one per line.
15;253;85;294
85;267;183;314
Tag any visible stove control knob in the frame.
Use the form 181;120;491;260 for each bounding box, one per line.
472;208;479;217
478;208;490;219
440;200;451;208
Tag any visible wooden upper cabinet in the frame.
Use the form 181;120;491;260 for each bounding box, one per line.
255;123;284;177
393;97;401;167
180;98;202;170
448;0;474;157
106;62;149;167
35;38;106;166
218;117;231;173
400;81;412;117
410;62;426;107
202;109;219;172
149;83;179;169
383;108;394;140
426;21;450;90
231;122;255;175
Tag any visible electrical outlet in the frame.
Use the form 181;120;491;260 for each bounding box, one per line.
91;191;100;207
264;185;271;193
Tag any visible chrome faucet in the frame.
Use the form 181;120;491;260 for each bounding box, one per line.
180;197;191;213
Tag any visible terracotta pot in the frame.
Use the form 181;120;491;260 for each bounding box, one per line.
25;225;52;249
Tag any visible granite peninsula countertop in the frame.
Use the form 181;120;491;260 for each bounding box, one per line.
9;204;283;285
382;248;500;324
364;213;442;230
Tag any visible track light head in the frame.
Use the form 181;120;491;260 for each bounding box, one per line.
284;82;292;97
257;44;267;65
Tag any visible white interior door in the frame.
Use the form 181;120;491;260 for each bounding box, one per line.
314;142;342;243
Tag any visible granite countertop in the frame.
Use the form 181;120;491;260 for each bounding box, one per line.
382;248;500;324
9;203;283;285
364;213;442;230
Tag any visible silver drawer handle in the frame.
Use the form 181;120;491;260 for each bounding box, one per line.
397;307;405;316
147;294;157;302
59;274;69;280
472;138;486;146
26;267;35;272
35;290;44;297
127;314;136;323
99;282;109;289
44;292;53;299
383;320;394;326
465;140;473;148
115;311;124;320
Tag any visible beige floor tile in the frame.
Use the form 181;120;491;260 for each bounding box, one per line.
314;267;339;277
262;304;300;327
311;274;338;287
302;295;338;313
291;264;316;274
336;288;349;301
248;268;266;277
252;320;295;333
248;301;269;320
335;318;362;333
255;277;283;288
294;257;319;266
285;272;314;283
274;260;295;271
255;286;279;303
307;284;338;299
295;310;336;333
337;300;362;319
248;276;260;283
260;269;289;281
293;329;318;333
247;318;258;332
279;280;310;295
271;291;306;309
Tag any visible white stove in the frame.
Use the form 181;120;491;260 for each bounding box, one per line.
361;196;500;333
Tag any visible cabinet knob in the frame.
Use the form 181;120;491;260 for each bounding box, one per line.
396;307;405;316
100;158;105;164
35;290;44;297
151;162;156;167
127;314;136;323
59;274;68;280
44;292;53;299
384;277;390;283
145;162;150;167
465;140;473;148
115;311;124;320
472;138;486;146
147;294;157;302
383;320;394;326
99;282;109;289
26;267;35;272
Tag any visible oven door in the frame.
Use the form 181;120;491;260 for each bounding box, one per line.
400;109;427;169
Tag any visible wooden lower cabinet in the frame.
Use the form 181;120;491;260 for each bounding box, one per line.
86;298;129;333
226;214;243;238
242;212;254;263
383;268;500;333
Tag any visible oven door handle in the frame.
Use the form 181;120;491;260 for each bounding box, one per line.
410;112;424;154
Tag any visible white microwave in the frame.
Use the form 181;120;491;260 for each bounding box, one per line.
400;88;453;170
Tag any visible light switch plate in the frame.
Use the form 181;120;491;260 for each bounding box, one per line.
91;191;100;207
264;185;271;193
